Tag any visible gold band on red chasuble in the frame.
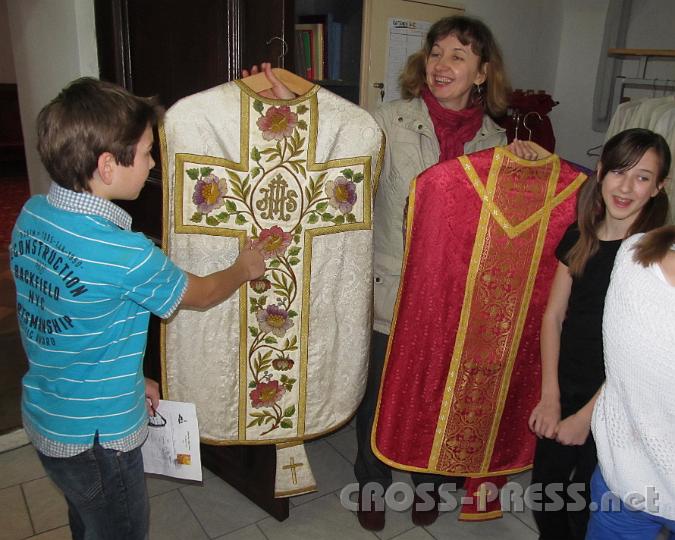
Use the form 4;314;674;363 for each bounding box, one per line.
428;148;584;474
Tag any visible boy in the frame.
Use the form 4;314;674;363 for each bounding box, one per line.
10;77;265;540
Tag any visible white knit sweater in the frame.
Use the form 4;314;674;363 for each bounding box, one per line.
593;234;675;519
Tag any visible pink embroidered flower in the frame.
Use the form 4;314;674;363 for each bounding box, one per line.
250;380;285;408
325;176;357;214
256;226;292;259
256;105;298;141
272;356;294;371
250;277;272;294
192;173;228;214
256;305;294;337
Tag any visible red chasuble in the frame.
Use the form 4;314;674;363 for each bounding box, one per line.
372;146;586;519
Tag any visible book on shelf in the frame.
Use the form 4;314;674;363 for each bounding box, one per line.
326;20;342;80
294;27;314;80
295;23;324;80
293;30;307;81
298;16;326;80
298;14;342;81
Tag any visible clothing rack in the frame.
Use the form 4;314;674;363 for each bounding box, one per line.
608;48;675;116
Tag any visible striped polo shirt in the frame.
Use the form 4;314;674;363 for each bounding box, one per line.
10;183;187;457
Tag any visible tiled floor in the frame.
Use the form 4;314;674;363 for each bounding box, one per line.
0;422;540;540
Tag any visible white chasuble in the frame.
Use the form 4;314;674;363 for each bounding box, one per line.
160;81;383;489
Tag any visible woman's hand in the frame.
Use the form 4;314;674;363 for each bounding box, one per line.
528;397;561;439
241;62;295;100
508;139;541;160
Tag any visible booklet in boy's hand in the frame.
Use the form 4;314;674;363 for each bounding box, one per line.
142;399;202;482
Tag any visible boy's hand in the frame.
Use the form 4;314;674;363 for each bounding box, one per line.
555;413;591;446
241;62;296;100
145;377;160;415
236;244;266;281
528;397;561;439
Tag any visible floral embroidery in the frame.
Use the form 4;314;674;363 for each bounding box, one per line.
191;171;228;215
185;95;367;436
325;175;357;214
250;380;286;408
256;226;292;259
256;105;298;141
250;277;272;294
256;305;294;338
272;356;294;371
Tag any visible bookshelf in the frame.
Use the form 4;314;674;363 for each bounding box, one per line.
293;0;363;104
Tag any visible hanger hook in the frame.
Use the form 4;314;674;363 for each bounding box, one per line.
266;36;288;68
522;111;542;141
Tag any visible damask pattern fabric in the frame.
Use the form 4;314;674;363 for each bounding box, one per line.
161;81;383;449
372;147;585;519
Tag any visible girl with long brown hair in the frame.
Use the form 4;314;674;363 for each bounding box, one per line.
528;128;671;540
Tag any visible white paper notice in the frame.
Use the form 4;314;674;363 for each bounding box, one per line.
385;18;431;103
142;400;202;482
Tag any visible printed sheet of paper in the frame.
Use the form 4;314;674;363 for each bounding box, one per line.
385;18;432;103
141;400;202;482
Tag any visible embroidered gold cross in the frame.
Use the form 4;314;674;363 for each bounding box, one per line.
282;457;304;484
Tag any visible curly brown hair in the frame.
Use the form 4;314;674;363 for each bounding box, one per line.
398;15;511;117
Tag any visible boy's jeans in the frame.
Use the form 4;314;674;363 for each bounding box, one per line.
37;439;149;540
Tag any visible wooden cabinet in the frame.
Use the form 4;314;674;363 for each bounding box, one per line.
292;0;363;104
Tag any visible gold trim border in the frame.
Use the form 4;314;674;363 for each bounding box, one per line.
275;485;318;497
481;153;559;470
159;121;170;400
234;79;320;105
370;175;418;465
428;152;502;469
458;510;504;521
163;87;379;444
370;149;586;475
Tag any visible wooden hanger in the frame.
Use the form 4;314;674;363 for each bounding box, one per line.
507;140;552;160
239;68;315;97
525;141;552;159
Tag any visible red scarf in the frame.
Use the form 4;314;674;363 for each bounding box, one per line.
421;85;483;162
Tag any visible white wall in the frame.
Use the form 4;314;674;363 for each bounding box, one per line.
549;0;610;169
6;0;98;194
462;0;607;168
462;0;563;93
619;0;675;94
0;0;16;83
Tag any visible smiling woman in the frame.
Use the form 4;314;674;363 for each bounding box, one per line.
425;33;486;110
355;14;512;531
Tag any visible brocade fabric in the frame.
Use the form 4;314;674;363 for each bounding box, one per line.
161;81;384;445
373;147;585;518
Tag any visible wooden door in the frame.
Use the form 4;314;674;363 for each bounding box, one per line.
360;0;463;111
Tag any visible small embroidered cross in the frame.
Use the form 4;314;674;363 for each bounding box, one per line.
282;457;304;484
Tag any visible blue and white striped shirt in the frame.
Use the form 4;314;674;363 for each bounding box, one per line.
11;183;187;457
